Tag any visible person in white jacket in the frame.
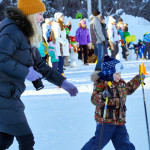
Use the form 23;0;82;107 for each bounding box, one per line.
107;16;119;58
51;12;69;76
42;18;53;43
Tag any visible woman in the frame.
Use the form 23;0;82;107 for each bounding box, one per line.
0;0;78;149
100;16;109;55
51;12;70;76
107;16;119;58
75;19;91;65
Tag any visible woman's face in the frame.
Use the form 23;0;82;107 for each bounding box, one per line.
113;72;121;82
35;12;44;24
59;15;65;23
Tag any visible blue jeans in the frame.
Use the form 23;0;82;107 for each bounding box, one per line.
94;43;105;70
52;62;58;71
58;56;64;74
81;123;135;150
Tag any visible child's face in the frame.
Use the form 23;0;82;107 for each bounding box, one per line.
82;24;86;28
113;72;121;82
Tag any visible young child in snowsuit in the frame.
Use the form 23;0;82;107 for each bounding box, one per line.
138;40;145;59
81;55;145;150
75;19;91;65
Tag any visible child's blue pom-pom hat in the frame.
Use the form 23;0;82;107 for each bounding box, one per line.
101;55;123;76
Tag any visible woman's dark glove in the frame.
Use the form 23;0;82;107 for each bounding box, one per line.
61;80;78;97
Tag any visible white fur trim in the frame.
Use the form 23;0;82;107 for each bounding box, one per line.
91;71;100;83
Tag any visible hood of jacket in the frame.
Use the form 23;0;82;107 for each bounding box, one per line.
91;71;115;83
1;7;34;38
91;71;100;83
90;15;99;22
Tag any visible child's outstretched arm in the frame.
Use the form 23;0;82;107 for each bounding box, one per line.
126;74;143;95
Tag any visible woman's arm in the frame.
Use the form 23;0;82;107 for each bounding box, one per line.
32;47;65;87
0;34;29;80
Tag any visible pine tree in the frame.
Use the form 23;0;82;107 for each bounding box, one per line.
0;0;11;20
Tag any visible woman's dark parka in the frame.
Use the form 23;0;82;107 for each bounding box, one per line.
0;7;65;136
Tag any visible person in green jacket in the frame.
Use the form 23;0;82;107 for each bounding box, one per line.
75;10;83;19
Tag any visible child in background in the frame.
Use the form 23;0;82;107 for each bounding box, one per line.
138;39;145;59
124;23;128;32
75;19;91;65
48;42;59;71
64;20;72;67
38;42;47;62
81;55;145;150
133;44;139;60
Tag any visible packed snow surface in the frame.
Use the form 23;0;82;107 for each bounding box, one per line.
9;14;150;150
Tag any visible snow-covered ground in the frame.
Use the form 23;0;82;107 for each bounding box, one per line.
9;14;150;150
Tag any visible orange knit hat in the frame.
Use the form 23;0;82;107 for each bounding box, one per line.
17;0;46;15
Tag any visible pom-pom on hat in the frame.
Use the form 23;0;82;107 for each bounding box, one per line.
102;55;123;77
17;0;46;15
54;12;63;20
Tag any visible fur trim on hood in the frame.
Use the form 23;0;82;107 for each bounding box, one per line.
91;71;100;83
90;15;96;21
5;7;34;38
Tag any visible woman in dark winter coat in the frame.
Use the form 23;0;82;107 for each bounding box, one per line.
100;16;109;55
0;0;78;149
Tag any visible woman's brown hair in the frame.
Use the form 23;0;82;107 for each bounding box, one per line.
58;19;65;31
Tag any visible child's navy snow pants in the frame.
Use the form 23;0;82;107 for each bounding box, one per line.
81;123;135;150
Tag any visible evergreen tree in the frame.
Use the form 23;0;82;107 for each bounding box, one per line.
0;0;11;20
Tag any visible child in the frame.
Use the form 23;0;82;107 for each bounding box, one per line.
75;19;91;65
107;16;119;59
81;55;145;150
48;42;59;71
124;23;128;32
38;41;47;63
138;39;145;59
133;44;139;60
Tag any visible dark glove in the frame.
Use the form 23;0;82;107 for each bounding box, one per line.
26;66;42;81
102;89;112;99
139;73;145;80
61;80;78;97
